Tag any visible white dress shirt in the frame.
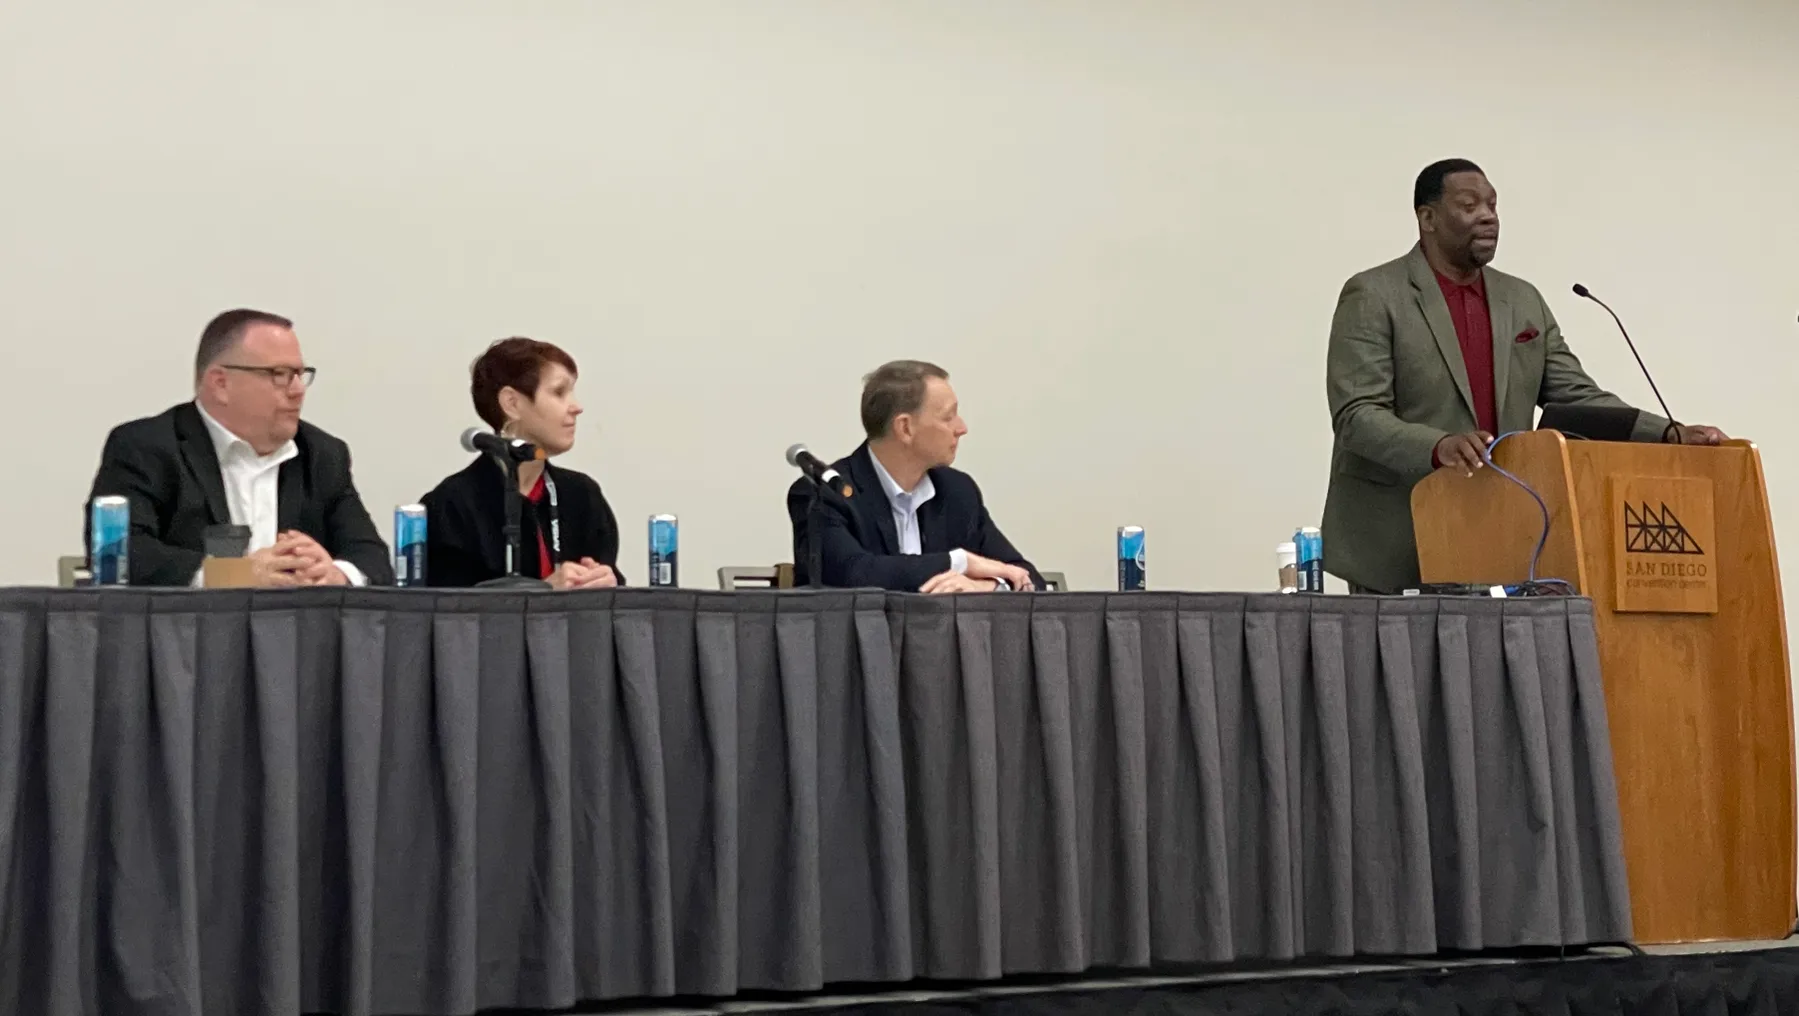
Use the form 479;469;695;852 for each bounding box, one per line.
193;402;366;586
866;450;970;576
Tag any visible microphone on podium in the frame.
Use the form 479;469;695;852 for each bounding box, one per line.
1570;283;1679;430
786;444;853;498
461;427;545;463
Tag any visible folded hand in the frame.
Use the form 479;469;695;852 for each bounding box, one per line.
277;531;347;586
548;559;619;590
919;571;998;595
962;553;1034;591
248;544;307;588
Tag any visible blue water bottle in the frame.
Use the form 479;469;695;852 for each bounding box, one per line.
89;495;130;586
648;514;678;587
1295;526;1324;593
1117;526;1146;591
394;504;427;587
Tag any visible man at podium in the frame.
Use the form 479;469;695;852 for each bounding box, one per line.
1322;158;1727;594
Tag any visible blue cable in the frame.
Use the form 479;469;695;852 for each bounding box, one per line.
1480;432;1574;592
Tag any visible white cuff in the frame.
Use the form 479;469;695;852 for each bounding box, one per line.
993;577;1011;591
334;560;370;587
949;548;969;575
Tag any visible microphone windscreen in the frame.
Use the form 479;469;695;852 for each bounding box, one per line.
460;427;483;453
785;443;808;467
1571;283;1591;298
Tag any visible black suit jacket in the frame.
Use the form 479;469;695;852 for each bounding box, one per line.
84;402;395;587
419;456;625;587
786;443;1042;591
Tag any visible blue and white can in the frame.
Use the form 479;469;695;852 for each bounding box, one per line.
90;495;130;586
649;514;678;587
1295;526;1324;593
1117;526;1146;591
394;504;427;587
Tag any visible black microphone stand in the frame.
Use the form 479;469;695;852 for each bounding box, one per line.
806;481;825;590
478;454;552;590
801;473;856;590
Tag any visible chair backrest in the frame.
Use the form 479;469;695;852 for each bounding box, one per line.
1038;570;1067;591
58;555;90;588
718;565;796;591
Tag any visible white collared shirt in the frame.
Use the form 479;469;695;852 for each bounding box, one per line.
193;402;366;586
867;450;969;576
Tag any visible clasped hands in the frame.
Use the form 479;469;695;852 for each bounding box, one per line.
245;531;351;587
546;558;619;590
918;552;1034;595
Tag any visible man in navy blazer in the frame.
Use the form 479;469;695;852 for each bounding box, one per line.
787;360;1042;593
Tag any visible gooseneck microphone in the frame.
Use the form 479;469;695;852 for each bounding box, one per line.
461;427;544;463
786;443;853;498
1570;283;1679;433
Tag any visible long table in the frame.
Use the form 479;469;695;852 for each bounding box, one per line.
0;588;1632;1016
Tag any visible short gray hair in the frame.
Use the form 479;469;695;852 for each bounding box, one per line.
860;360;948;438
195;308;293;382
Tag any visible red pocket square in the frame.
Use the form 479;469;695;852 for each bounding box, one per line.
1515;327;1540;343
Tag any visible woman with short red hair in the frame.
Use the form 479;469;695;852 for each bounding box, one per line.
419;337;623;588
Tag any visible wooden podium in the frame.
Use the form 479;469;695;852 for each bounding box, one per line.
1412;431;1795;943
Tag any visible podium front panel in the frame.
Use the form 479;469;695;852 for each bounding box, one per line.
1608;475;1719;614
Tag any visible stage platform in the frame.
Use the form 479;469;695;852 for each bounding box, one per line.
546;939;1799;1016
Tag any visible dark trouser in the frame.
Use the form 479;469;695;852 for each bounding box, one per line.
1348;583;1385;595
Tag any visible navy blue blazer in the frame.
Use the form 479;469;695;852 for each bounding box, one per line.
786;443;1043;591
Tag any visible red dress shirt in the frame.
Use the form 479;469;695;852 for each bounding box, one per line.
1429;268;1497;467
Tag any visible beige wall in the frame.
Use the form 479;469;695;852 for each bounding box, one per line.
2;2;1795;623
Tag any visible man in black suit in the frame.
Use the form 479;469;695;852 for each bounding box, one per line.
85;309;393;587
788;360;1041;593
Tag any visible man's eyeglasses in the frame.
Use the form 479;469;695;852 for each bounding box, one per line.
221;364;317;388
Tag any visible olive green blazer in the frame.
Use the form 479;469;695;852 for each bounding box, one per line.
1322;244;1666;592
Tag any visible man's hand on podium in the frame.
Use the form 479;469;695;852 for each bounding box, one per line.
1668;423;1728;446
1434;430;1494;477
